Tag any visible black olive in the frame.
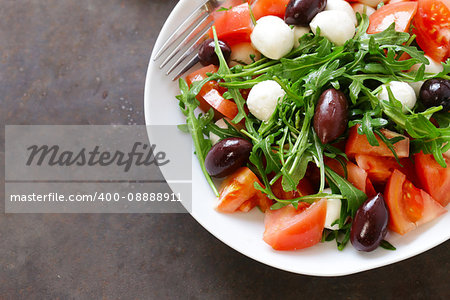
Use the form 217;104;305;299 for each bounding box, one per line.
350;193;389;252
313;88;348;144
198;38;231;66
285;0;327;26
205;137;252;178
419;78;450;111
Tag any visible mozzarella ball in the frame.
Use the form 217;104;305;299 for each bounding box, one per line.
378;81;417;113
247;80;285;121
250;16;294;60
352;3;376;17
209;118;228;145
326;0;357;25
293;26;310;48
410;55;444;74
323;188;342;230
229;42;261;66
409;56;444;96
310;11;356;46
357;0;383;8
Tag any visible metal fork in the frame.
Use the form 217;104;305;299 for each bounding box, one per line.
153;0;227;81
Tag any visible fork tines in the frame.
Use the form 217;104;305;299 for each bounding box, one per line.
153;0;225;81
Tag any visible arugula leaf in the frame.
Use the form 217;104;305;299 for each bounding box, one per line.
349;79;362;104
216;6;231;12
205;119;243;140
254;134;283;174
177;124;189;133
177;78;218;196
359;23;410;49
325;167;367;217
361;113;380;146
281;104;314;192
379;240;396;251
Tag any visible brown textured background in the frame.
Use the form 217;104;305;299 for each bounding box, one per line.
0;0;449;299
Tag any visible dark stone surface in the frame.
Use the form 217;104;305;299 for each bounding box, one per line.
1;0;448;299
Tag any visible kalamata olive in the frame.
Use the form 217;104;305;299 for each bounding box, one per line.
313;88;348;144
419;78;450;111
350;193;389;252
205;137;252;177
198;38;231;66
285;0;327;26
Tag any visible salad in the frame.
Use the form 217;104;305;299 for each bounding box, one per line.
176;0;450;252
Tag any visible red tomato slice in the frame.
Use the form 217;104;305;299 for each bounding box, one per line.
367;1;418;33
251;0;290;20
413;0;450;62
237;198;256;212
347;161;377;197
263;199;327;250
217;167;273;213
255;193;275;213
415;152;450;207
185;65;239;120
384;169;446;235
325;158;377;197
355;154;417;186
209;3;255;46
345;125;410;159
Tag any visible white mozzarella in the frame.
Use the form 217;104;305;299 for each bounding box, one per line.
323;188;342;230
310;10;356;46
378;81;417;113
247;80;286;121
229;42;261;66
326;0;358;25
293;26;310;48
209;118;228;145
352;3;376;17
357;0;383;8
250;16;294;60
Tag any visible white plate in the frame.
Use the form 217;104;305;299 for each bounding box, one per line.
144;0;450;276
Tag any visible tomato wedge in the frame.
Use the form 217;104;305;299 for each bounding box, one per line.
325;158;377;197
355;154;417;186
208;3;254;46
345;125;410;159
217;167;273;213
415;152;450;207
185;65;239;120
413;0;450;62
384;169;446;235
251;0;290;20
263;200;327;250
346;161;377;197
367;1;418;33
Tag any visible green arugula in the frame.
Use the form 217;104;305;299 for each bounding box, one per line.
325;167;367;217
176;77;219;196
379;240;397;251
